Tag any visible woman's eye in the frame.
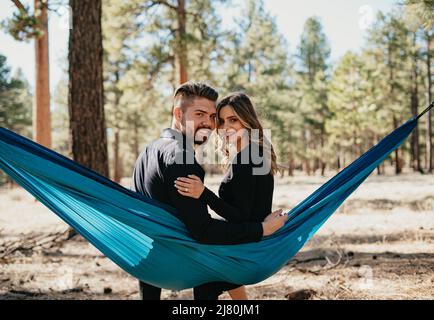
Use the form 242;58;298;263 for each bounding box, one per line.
230;119;237;123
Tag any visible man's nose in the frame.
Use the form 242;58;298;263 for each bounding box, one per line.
203;117;215;129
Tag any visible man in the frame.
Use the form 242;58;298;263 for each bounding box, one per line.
131;81;287;300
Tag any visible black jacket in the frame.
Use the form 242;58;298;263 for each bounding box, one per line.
131;128;263;245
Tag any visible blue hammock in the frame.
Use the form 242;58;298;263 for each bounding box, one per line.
0;110;426;290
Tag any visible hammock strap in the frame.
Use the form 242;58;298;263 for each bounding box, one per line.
416;100;434;120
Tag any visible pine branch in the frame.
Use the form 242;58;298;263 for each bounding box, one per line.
148;0;178;11
10;0;26;12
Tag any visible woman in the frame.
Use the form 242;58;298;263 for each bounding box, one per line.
174;92;278;300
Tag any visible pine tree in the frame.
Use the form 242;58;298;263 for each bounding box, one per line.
0;54;32;186
0;54;32;134
2;0;51;148
327;52;381;170
295;16;331;175
122;0;227;85
69;0;108;177
404;0;433;172
366;11;411;174
218;0;294;175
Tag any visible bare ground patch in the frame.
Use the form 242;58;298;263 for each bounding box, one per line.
0;172;433;299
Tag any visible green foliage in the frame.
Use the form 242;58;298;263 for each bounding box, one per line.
0;53;32;185
99;1;431;176
1;4;41;41
51;76;71;158
3;1;432;179
0;54;32;134
403;0;434;31
327;52;380;159
297;16;330;80
215;0;295;165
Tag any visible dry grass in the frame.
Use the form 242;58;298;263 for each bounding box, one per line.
0;171;433;300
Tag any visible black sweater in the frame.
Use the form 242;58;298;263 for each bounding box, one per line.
131;128;263;245
200;143;274;223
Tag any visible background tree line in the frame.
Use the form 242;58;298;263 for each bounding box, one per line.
0;0;432;187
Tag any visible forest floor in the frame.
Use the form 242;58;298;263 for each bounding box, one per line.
0;169;433;300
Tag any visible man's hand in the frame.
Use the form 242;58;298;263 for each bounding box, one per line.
262;209;288;236
174;175;205;199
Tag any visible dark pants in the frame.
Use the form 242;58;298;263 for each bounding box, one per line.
138;280;240;300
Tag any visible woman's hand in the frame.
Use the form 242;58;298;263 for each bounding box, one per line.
174;175;205;199
262;209;288;236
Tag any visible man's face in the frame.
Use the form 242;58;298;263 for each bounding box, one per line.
178;97;217;145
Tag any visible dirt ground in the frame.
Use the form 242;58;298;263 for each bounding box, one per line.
0;170;433;300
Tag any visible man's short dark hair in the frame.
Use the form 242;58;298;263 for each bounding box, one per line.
173;81;218;110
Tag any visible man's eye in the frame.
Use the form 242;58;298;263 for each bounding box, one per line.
196;113;204;117
210;115;216;120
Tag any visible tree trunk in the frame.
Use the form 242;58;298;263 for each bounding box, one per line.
287;150;295;177
374;135;383;175
133;117;140;160
393;115;401;174
319;128;326;176
410;33;422;173
33;0;51;148
426;31;432;173
287;128;294;176
68;0;108;177
301;129;311;175
177;0;188;84
388;42;401;175
113;128;123;183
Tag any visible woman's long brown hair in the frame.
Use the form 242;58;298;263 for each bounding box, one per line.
216;92;278;175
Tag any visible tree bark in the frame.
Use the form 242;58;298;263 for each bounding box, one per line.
387;42;401;175
177;0;188;84
287;128;294;176
410;33;422;173
68;0;108;177
426;31;432;173
113;128;122;183
393;115;401;174
33;0;51;148
133;117;140;161
319;127;326;176
301;129;311;175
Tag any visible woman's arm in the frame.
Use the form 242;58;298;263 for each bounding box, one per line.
200;186;253;223
175;164;256;223
207;164;257;222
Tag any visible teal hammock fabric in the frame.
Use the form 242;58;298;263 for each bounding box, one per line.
0;112;425;290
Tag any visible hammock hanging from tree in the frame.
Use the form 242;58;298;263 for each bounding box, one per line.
0;102;431;290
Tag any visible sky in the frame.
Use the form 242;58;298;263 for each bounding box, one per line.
0;0;398;95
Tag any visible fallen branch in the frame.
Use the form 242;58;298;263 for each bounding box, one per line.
0;229;72;259
288;245;351;275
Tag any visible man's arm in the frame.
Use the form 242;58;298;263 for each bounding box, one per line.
165;163;263;245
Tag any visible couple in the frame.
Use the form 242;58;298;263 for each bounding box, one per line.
131;81;288;300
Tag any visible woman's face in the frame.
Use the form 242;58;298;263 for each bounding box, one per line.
217;105;246;143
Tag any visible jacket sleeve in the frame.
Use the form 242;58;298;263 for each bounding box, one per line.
164;162;263;245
